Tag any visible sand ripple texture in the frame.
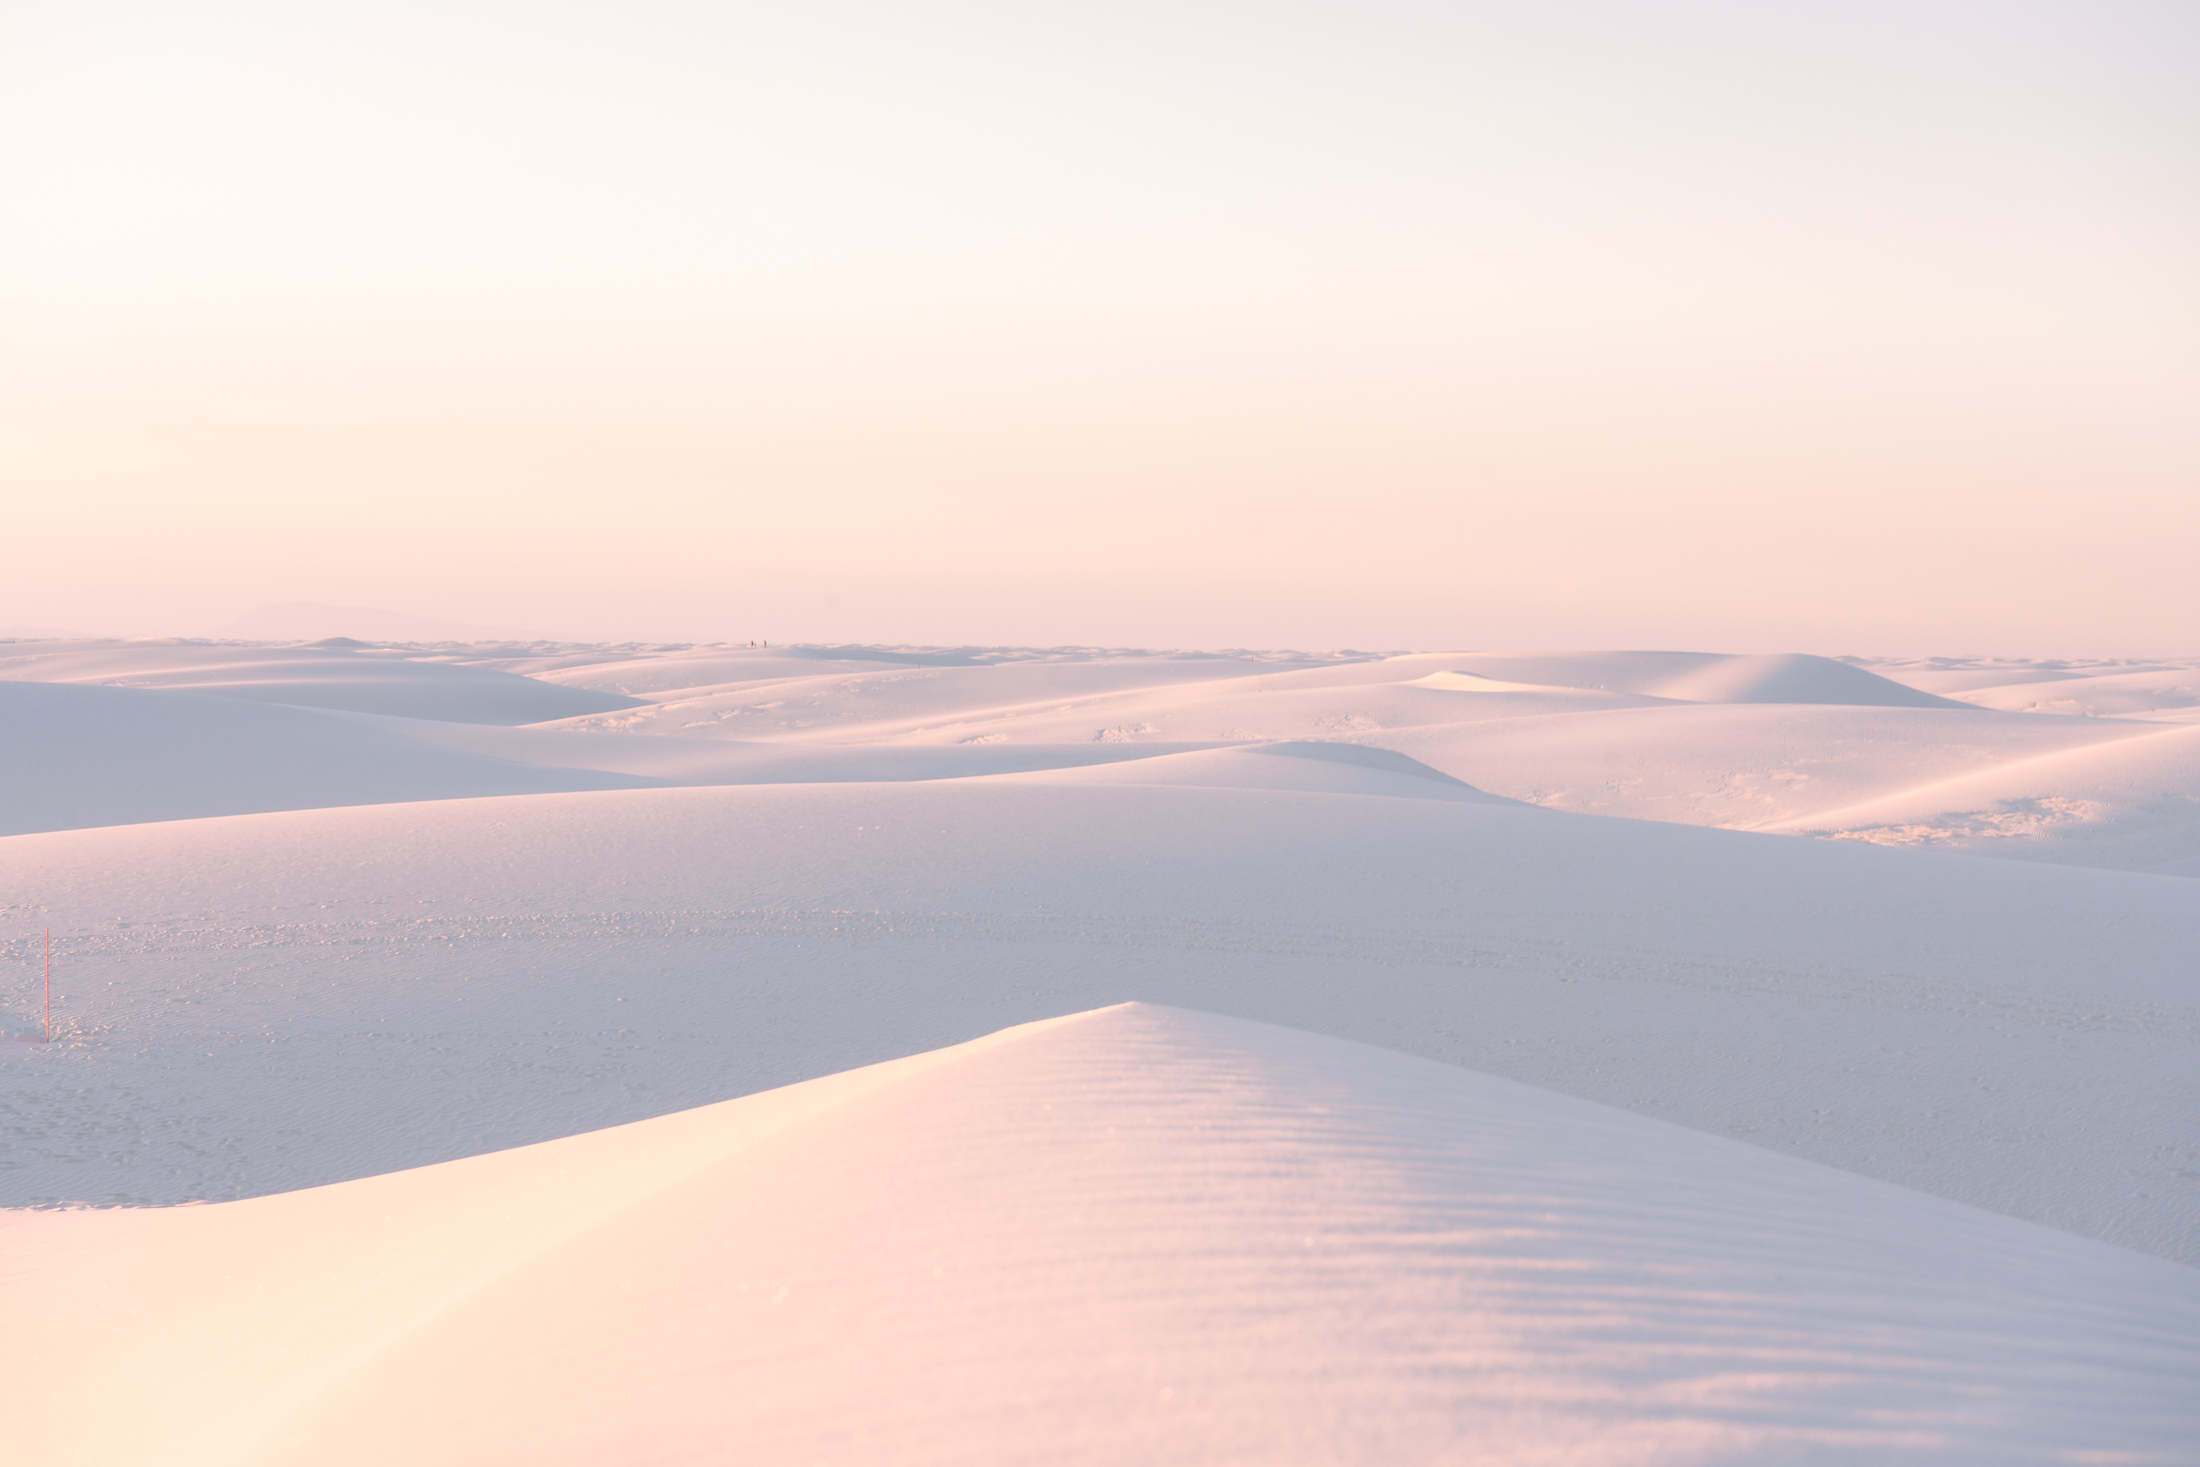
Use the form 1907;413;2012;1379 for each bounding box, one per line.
9;1004;2196;1466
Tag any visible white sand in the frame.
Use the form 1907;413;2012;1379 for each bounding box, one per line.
0;638;642;724
10;1004;2196;1465
3;638;2195;1460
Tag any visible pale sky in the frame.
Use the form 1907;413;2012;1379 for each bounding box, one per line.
2;0;2193;653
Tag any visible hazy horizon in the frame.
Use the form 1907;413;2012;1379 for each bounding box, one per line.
4;0;2192;657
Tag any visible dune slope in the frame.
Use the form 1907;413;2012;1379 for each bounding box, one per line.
508;646;2200;874
16;638;2193;874
0;681;661;835
1769;721;2200;876
7;1004;2194;1467
0;638;643;723
4;780;2193;1262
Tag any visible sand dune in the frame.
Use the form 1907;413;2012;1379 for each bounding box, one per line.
520;647;2200;873
523;646;2199;874
517;646;945;694
0;681;657;836
1768;720;2200;876
1949;666;2200;718
1405;669;1664;701
1863;656;2200;712
1007;740;1513;800
4;777;2192;1261
0;638;641;723
1442;651;1971;708
333;713;1236;785
1365;703;2151;828
10;1004;2195;1466
7;640;2195;871
531;650;1965;747
522;648;2020;764
349;715;1493;798
1867;661;2100;694
539;650;1367;741
4;638;2194;1454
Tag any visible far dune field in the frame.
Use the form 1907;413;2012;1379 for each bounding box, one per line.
5;638;2196;1464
